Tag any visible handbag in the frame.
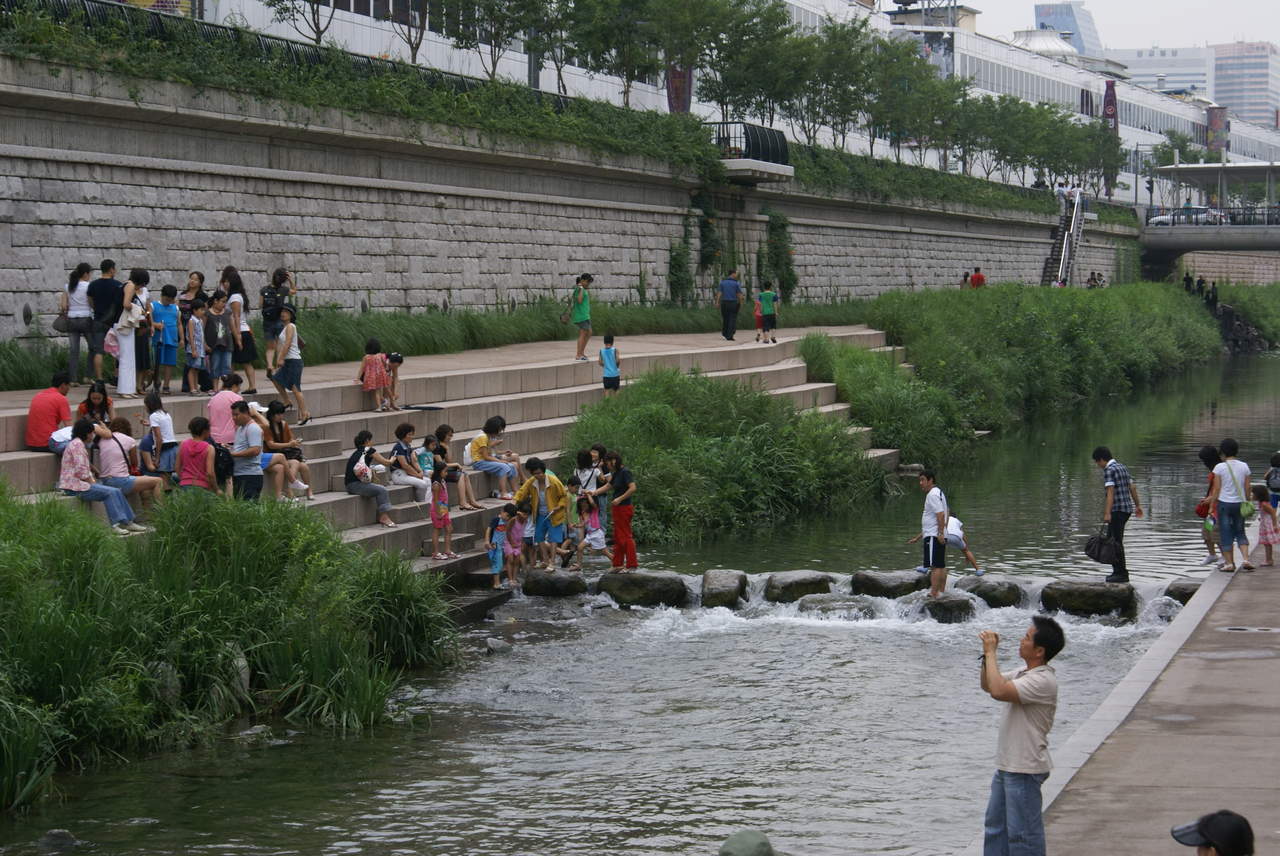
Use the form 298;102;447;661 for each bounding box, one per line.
559;288;576;325
52;312;69;333
104;328;120;356
1195;498;1212;519
1085;525;1123;565
1226;462;1255;519
112;434;142;477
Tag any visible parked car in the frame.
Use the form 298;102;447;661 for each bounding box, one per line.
1147;207;1229;226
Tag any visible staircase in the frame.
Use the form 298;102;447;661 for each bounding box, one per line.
0;327;902;621
1040;193;1084;287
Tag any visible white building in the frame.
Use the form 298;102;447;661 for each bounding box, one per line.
1104;46;1214;98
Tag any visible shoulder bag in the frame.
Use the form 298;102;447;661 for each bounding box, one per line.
112;434;142;477
1084;525;1122;565
559;288;577;325
1227;462;1255;519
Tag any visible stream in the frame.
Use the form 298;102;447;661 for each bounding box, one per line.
3;357;1279;856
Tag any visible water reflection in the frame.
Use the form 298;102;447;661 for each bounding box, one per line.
2;357;1277;856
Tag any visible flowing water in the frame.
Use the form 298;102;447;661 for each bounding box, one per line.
4;358;1280;856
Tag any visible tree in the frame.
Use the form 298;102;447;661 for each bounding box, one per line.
862;36;935;161
696;0;793;123
385;0;429;64
573;0;661;108
523;0;575;94
449;0;543;82
815;16;875;151
261;0;335;46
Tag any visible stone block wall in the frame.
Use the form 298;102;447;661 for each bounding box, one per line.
0;56;1140;340
1180;251;1280;285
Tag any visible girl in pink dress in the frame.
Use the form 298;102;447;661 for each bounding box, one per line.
429;464;458;560
1252;484;1278;567
355;338;391;412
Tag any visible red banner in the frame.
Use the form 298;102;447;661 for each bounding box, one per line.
1102;80;1117;133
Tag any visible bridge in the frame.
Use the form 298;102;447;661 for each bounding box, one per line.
1141;162;1280;252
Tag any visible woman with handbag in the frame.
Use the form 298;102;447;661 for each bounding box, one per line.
264;400;313;500
1207;438;1255;573
113;269;149;398
97;416;166;511
345;430;397;528
60;263;95;384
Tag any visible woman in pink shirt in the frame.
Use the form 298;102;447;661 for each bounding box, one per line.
97;417;165;509
58;418;146;535
207;371;244;445
178;415;218;492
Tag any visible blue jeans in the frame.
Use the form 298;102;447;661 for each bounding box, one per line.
1218;501;1248;550
984;770;1049;856
208;349;232;380
66;484;135;525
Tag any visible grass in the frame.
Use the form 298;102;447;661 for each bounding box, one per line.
1218;282;1280;343
0;489;455;812
560;368;889;544
798;284;1221;461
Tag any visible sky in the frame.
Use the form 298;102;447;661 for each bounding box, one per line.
967;0;1277;50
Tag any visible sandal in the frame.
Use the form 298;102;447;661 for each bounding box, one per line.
446;551;461;559
297;415;312;426
380;520;397;529
1221;565;1236;573
1242;563;1257;572
244;388;258;394
432;552;449;560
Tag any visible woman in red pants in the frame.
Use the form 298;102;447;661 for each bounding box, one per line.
604;451;638;569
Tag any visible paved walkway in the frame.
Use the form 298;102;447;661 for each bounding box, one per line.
1041;555;1280;854
0;325;874;415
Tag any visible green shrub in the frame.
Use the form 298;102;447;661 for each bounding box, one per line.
1219;282;1280;343
560;369;887;543
0;489;455;811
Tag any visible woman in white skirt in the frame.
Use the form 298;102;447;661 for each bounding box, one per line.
114;269;149;398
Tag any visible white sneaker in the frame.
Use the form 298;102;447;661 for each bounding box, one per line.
111;524;132;536
915;565;929;574
1200;555;1219;565
124;522;149;533
289;480;308;491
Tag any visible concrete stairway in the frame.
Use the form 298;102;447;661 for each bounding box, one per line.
2;325;901;618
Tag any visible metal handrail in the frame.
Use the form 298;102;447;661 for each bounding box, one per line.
704;122;790;166
1056;192;1083;286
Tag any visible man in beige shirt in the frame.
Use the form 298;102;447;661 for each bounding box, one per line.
979;616;1064;856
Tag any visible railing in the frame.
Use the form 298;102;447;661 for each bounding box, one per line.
1055;192;1083;286
1144;206;1280;226
704;122;790;166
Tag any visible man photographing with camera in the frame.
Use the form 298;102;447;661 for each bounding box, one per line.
979;617;1065;856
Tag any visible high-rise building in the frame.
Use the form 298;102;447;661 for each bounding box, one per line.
1104;47;1213;96
1033;2;1103;57
1212;42;1280;128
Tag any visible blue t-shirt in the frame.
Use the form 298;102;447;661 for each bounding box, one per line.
233;422;264;476
489;517;508;548
718;278;742;302
151;301;180;346
600;346;619;378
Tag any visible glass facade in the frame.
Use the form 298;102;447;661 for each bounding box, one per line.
1033;2;1103;57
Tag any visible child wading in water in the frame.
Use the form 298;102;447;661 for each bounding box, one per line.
486;503;516;590
510;502;530;577
1252;484;1278;568
356;339;392;412
430;463;458;560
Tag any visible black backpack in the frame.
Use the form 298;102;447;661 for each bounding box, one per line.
211;442;235;485
261;286;283;323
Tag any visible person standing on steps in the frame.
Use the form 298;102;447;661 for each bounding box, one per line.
87;259;123;385
907;469;949;598
1206;438;1254;573
222;267;259;393
717;269;743;341
571;273;593;362
61;262;95;385
1092;446;1143;583
978;616;1064;856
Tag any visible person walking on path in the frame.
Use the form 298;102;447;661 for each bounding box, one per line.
1206;438;1254;573
61;262;95;384
604;451;638;569
758;281;779;344
570;273;593;362
717;269;743;341
908;469;949;597
1198;445;1224;568
1092;446;1143;583
979;616;1064;856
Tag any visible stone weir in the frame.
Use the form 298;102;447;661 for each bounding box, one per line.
0;55;1141;341
520;568;1203;625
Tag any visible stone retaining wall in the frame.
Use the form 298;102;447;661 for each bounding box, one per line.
0;54;1139;339
1181;250;1280;285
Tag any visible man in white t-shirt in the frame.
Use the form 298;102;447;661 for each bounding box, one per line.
979;616;1064;856
908;469;949;597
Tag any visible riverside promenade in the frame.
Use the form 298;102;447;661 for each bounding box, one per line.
1040;552;1279;854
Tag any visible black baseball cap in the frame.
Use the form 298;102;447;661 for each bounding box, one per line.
1171;810;1254;856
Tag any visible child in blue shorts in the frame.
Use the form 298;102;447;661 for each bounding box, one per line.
486;503;516;590
1266;453;1280;509
150;285;182;393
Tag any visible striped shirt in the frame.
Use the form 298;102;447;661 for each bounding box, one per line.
1103;459;1134;513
